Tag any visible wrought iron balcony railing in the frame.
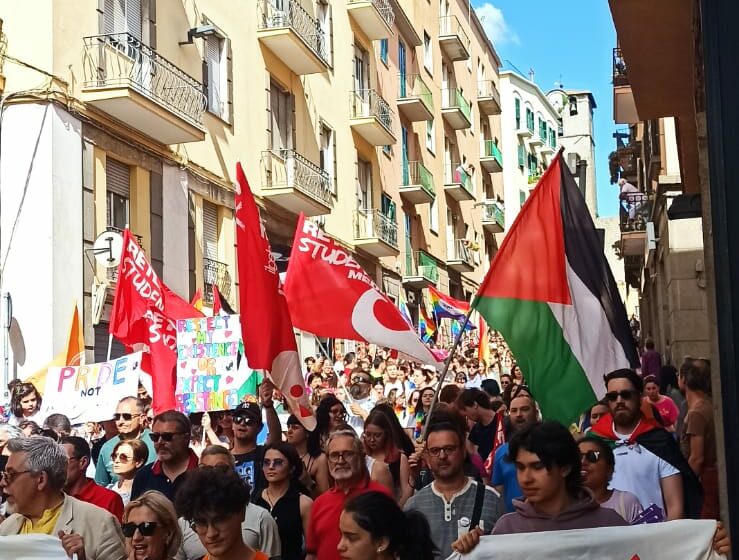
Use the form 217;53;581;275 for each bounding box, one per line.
82;33;206;128
261;149;333;208
354;208;398;248
619;192;651;233
401;161;435;198
350;89;395;135
203;258;232;304
257;0;328;65
348;0;395;28
398;73;434;112
613;47;628;86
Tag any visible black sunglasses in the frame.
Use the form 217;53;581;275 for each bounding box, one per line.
149;431;187;442
581;450;602;464
604;389;638;402
232;415;259;426
121;521;158;538
113;413;139;421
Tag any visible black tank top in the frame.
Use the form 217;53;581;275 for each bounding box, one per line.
255;484;305;560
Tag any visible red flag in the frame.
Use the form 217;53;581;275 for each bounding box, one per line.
284;214;442;367
212;286;222;315
109;230;203;413
235;164;315;429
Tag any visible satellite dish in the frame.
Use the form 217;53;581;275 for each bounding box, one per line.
92;229;124;268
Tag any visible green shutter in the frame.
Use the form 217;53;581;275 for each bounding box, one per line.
518;144;525;167
515;98;521;128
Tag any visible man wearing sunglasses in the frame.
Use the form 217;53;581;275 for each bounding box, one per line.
589;368;703;521
345;368;375;435
95;396;156;487
131;410;198;502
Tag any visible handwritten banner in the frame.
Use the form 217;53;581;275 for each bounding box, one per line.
175;314;250;413
42;352;142;423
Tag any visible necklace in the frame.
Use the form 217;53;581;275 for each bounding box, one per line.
265;486;286;508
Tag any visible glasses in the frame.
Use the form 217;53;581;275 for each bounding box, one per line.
328;451;357;463
329;408;346;418
121;521;158;538
263;458;286;468
149;431;187;442
189;515;231;534
232;415;258;426
362;431;384;441
604;389;638;402
426;445;459;458
0;470;31;484
113;413;140;421
581;450;602;464
350;376;371;384
111;452;131;463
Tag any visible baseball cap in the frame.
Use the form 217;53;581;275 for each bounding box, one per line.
233;402;262;424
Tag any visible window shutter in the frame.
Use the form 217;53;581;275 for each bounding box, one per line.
202;201;219;261
514;98;520;127
106;158;130;197
103;0;117;34
206;35;221;114
125;0;142;41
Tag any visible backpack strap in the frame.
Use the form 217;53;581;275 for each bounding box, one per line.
470;480;486;529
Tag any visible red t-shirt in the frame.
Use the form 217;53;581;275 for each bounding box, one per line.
73;478;124;522
306;479;392;560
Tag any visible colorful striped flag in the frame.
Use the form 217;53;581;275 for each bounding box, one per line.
397;291;413;328
428;285;470;321
418;305;436;342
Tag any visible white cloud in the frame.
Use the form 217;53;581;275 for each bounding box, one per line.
475;3;520;47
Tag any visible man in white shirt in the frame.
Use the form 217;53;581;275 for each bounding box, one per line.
384;361;405;397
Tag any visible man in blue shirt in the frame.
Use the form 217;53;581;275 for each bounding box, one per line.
492;393;538;511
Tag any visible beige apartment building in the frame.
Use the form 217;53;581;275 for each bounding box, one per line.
0;0;502;371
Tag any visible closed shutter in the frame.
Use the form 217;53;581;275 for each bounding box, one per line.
126;0;142;40
103;0;141;38
206;35;221;114
202;201;219;261
106;158;130;197
103;0;118;33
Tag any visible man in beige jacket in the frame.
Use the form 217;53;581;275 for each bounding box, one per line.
0;436;125;560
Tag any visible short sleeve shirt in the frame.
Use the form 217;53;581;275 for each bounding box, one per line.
681;399;716;466
491;443;521;512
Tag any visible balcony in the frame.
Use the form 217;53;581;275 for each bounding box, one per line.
528;130;544;148
402;250;439;290
480;140;503;173
477;80;501;115
257;0;329;75
203;258;232;305
350;89;396;145
516;123;533;139
347;0;394;40
439;15;470;61
612;47;638;124
481;200;505;234
397;74;433;122
441;88;471;130
446;239;475;272
353;209;399;257
399;161;435;205
619;192;651;257
444;162;475;202
261;149;333;216
81;33;206;145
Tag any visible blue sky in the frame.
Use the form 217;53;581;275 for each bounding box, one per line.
472;0;619;217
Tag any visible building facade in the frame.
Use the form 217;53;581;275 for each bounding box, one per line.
0;0;503;376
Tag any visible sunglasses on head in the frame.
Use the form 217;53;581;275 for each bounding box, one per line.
149;431;186;442
113;413;139;421
232;415;258;426
121;521;158;538
581;450;602;464
604;389;638;402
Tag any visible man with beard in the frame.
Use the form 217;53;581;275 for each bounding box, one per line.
305;429;391;560
405;421;503;558
491;394;538;511
131;410;198;501
589;368;702;520
345;368;375;434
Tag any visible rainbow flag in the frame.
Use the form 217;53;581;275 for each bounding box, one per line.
398;291;413;328
428;286;470;321
418;305;436;342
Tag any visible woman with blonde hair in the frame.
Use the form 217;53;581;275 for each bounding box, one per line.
123;490;182;560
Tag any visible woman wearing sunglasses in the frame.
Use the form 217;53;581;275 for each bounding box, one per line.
254;442;313;560
108;439;149;505
577;438;643;523
122;490;182;560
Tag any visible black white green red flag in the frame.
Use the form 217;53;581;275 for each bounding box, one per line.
472;151;638;425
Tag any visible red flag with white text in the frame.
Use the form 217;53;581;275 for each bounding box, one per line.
109;230;203;413
234;164;315;429
284;214;442;367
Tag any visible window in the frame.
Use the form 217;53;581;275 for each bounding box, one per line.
103;0;143;40
539;117;546;142
320;123;336;194
426;120;435;153
549;127;557;149
526;108;534;132
519;190;526;206
205;33;231;121
317;0;332;66
429;196;439;233
383;145;391;156
381;193;396;221
106;157;130;230
514;97;521;129
517;144;525;168
380;39;388;66
353;44;369;91
423;32;432;74
202;201;219;262
269;81;293;151
357;159;372;210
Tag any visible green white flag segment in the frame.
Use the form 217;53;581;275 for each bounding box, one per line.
472;150;639;425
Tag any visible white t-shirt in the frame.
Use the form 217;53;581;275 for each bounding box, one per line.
385;380;405;396
465;375;483;389
346;396;374;435
609;426;680;512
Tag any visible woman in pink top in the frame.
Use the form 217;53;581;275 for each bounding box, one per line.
643;375;680;431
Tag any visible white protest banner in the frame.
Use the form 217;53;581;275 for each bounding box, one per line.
449;520;723;560
0;533;69;559
175;314;257;413
42;352;142;423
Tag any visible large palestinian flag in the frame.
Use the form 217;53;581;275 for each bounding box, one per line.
473;151;638;425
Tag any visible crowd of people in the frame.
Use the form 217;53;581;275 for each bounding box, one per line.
0;330;730;559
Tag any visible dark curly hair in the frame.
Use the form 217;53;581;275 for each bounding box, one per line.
176;465;250;521
10;382;42;418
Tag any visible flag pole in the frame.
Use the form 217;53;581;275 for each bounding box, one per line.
419;307;473;442
106;333;113;361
